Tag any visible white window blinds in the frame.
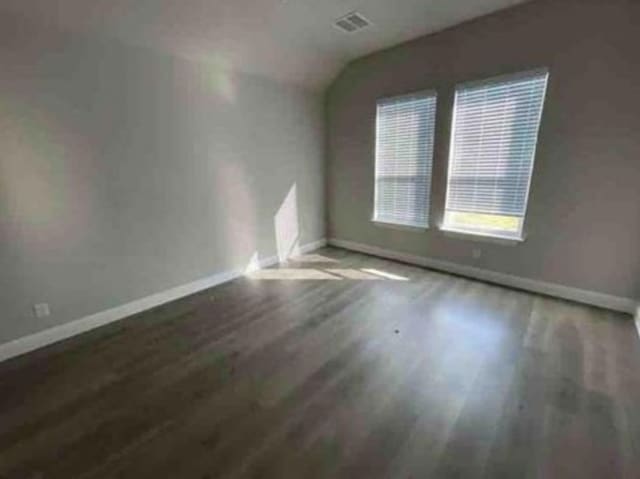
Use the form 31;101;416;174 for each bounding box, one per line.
444;69;549;239
374;92;437;228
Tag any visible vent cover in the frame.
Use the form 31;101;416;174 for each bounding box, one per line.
334;12;372;33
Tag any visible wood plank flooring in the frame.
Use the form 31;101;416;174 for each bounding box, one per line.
1;247;639;478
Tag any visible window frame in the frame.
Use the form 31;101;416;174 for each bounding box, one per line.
372;89;438;230
441;68;549;242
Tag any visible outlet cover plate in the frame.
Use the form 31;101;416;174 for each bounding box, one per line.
34;303;50;318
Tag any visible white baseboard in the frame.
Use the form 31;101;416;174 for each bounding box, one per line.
635;305;640;339
328;238;636;314
0;239;327;363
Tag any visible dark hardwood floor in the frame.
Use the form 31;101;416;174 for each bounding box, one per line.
1;247;639;478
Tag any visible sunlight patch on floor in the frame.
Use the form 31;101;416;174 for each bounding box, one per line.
247;266;410;281
288;254;339;263
325;268;381;280
362;268;409;281
248;269;342;280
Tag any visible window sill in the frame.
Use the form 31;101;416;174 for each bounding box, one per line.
440;227;525;246
372;220;428;232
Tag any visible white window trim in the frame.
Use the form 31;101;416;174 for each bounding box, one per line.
440;226;525;245
371;88;437;229
441;67;549;242
372;220;428;232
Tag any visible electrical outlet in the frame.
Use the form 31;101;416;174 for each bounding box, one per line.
472;248;482;259
34;303;50;318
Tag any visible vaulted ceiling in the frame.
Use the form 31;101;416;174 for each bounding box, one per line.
1;0;530;89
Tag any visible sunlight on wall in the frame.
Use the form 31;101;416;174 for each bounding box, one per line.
244;252;261;274
275;183;300;262
0;96;94;247
201;54;236;103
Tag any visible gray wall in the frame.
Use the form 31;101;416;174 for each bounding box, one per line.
0;14;325;344
327;0;640;300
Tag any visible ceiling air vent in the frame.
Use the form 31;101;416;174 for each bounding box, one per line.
334;12;372;33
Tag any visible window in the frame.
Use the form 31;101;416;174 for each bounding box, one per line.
443;69;549;240
373;92;437;228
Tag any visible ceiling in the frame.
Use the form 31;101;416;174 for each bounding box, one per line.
0;0;530;89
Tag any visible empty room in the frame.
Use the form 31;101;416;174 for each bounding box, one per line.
1;0;639;477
